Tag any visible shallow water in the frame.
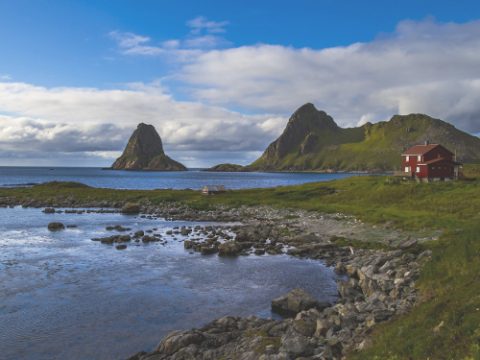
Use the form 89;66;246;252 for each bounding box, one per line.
0;166;357;190
0;207;339;360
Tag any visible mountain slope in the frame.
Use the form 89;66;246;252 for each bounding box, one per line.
249;103;480;171
111;123;186;171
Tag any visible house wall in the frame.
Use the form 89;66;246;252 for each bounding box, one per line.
417;164;429;178
402;156;418;177
428;160;455;179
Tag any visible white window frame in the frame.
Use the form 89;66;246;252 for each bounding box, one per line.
406;155;410;161
416;166;420;173
417;155;422;161
405;166;410;173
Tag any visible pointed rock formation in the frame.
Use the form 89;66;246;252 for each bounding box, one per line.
249;103;480;171
111;123;187;171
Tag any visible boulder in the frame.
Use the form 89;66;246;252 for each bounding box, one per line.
200;246;217;255
43;207;55;214
280;333;314;357
116;235;131;243
142;235;157;243
184;240;194;249
315;318;332;337
134;230;145;237
47;222;65;231
271;288;328;317
180;227;191;236
116;244;127;250
293;309;319;337
218;241;242;256
156;330;205;355
121;203;141;214
97;236;116;244
106;225;131;232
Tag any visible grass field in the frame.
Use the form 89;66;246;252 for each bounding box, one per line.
1;175;480;359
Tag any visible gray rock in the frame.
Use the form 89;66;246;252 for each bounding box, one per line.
271;288;329;317
156;330;205;355
200;246;217;255
121;203;141;214
218;241;242;256
47;222;65;231
293;310;319;337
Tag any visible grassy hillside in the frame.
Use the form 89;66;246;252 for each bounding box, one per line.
250;104;480;171
1;178;480;359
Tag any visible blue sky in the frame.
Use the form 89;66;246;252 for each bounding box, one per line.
0;0;479;167
2;0;480;87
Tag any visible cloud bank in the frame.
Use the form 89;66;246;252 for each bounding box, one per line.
178;19;480;133
0;82;282;166
1;18;480;166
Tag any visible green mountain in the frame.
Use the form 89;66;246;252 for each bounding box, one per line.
249;103;480;171
111;123;186;171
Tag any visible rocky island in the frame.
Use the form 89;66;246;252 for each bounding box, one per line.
111;123;187;171
206;163;246;172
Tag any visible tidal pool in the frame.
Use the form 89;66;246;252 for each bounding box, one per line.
0;207;339;360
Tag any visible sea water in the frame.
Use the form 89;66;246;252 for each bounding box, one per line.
0;167;357;190
0;207;339;360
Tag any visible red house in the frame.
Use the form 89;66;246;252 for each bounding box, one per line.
401;143;462;181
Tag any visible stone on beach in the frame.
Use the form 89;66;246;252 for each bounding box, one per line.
121;203;141;214
47;222;65;231
271;288;329;317
218;241;242;256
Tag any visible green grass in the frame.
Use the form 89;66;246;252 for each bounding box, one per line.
1;177;480;359
329;235;392;251
464;164;480;179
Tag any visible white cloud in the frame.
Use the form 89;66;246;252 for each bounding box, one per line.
109;15;229;57
186;16;229;34
0;82;282;166
177;19;480;133
109;31;166;56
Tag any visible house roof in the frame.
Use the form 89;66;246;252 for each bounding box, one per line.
402;144;454;156
402;144;440;155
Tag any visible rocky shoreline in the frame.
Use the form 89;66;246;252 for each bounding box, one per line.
0;198;432;359
127;224;430;360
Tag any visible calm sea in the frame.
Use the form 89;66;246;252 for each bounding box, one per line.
0;207;339;359
0;167;358;190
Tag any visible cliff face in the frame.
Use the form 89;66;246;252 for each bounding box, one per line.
249;103;480;171
111;123;186;171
